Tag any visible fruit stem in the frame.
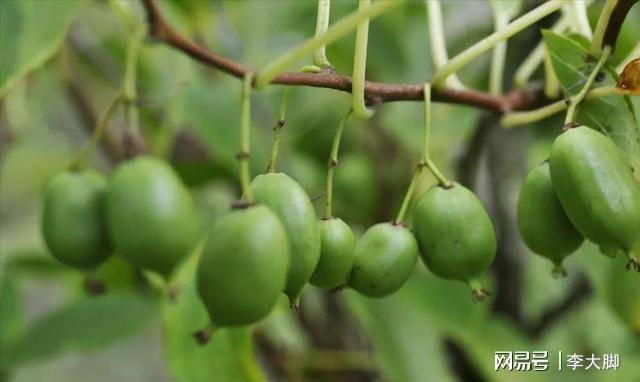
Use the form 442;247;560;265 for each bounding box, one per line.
394;164;423;224
266;66;322;174
266;88;291;174
351;0;374;119
69;92;123;170
468;279;490;302
563;45;611;125
551;263;568;278
254;0;401;89
421;83;452;188
432;0;564;88
324;109;353;219
239;73;254;203
122;24;148;157
489;11;509;96
313;0;333;68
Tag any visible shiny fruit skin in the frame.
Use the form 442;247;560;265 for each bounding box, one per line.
250;173;320;303
348;223;418;298
549;126;640;252
196;205;289;326
42;170;110;270
413;183;496;282
310;218;356;289
517;162;583;262
107;156;199;276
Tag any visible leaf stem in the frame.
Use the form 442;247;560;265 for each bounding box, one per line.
425;0;465;89
432;0;564;88
591;0;618;55
564;45;611;124
501;85;629;127
254;0;401;89
239;73;254;203
69;93;124;170
352;0;374;119
324;109;353;219
313;0;333;68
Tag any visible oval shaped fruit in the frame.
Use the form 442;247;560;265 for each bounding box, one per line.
413;183;496;294
549;126;640;256
348;223;418;298
42;170;110;270
310;218;356;289
197;205;289;326
517;162;583;273
107;156;199;276
250;173;320;304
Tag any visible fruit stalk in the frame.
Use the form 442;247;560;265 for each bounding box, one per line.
266;87;291;173
239;73;254;203
70;92;123;170
324;109;353;219
563;45;611;125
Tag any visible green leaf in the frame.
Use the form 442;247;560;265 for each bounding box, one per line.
542;30;640;173
162;244;267;382
0;0;88;96
5;292;156;367
0;276;24;370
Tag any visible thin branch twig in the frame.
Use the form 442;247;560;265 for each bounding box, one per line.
140;0;541;113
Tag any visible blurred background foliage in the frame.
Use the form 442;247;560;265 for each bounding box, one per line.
1;1;639;382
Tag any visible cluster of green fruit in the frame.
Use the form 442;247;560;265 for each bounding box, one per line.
517;126;640;275
197;170;498;330
42;156;199;277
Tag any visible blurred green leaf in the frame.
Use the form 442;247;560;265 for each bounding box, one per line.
0;0;87;95
542;30;640;173
0;276;24;370
162;244;267;382
5;293;156;367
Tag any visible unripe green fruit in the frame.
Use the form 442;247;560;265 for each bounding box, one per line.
348;223;418;298
310;218;356;289
196;205;289;326
42;170;110;270
549;126;640;254
250;173;320;304
517;162;583;270
107;156;199;276
413;183;496;283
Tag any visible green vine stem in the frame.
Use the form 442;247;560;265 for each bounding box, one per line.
266;65;321;174
239;73;255;203
432;0;564;88
501;85;633;127
568;0;592;39
313;0;333;68
513;14;571;88
395;83;451;224
123;25;147;148
266;88;291;174
352;0;374;119
489;12;509;96
324;109;352;219
425;0;465;89
591;0;618;55
254;0;401;89
69;93;124;170
564;46;611;125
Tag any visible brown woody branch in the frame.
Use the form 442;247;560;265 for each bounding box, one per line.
141;0;541;114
